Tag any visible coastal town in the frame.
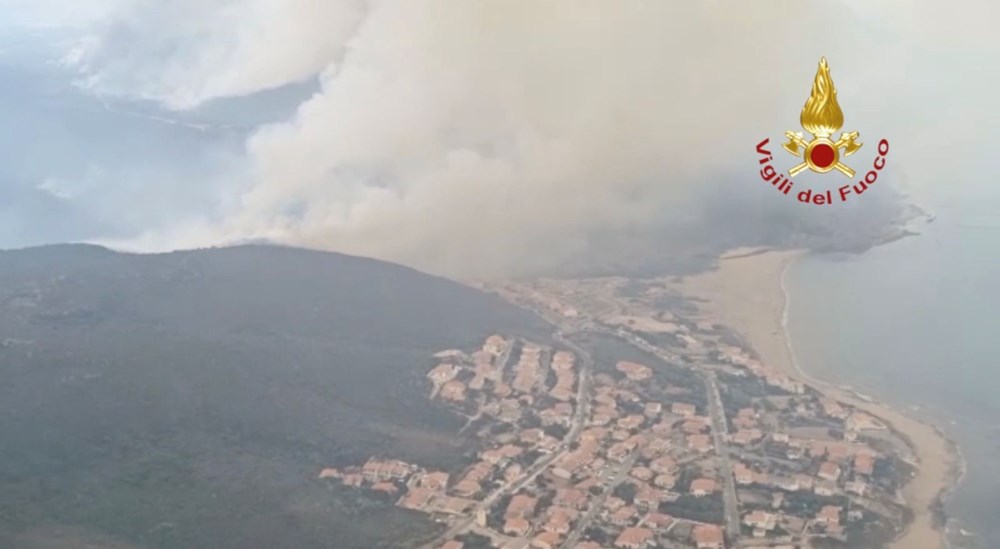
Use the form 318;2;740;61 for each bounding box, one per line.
318;273;920;548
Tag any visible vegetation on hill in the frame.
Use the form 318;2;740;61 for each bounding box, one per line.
0;244;549;548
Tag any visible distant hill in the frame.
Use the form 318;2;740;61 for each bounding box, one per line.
0;244;549;549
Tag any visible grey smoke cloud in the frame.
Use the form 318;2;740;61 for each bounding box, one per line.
39;0;1000;274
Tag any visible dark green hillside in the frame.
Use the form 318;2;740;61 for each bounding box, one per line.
0;244;549;548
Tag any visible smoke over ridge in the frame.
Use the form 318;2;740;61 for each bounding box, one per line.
38;0;1000;275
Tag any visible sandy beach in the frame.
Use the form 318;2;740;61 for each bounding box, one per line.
673;247;955;549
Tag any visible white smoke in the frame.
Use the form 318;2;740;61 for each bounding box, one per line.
68;0;366;109
64;0;1000;275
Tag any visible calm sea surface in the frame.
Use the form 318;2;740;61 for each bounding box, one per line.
787;215;1000;547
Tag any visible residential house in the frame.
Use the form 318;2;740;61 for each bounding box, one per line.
733;463;755;485
672;402;697;417
616;361;652;381
819;398;849;419
854;452;876;476
650;457;677;475
643;512;674;529
653;474;677;489
692;524;725;549
609;506;637;526
451;479;480;498
604;497;626;511
417;471;450;491
644;402;663;417
362;459;412;482
690;478;717;497
682;418;710;434
399;488;434;510
554;488;588;510
483;335;506;355
504;517;531;537
615;527;654;549
845;480;867;496
428;363;459;385
687;434;712;453
818;461;841;482
505;494;538;520
634;485;662;508
731;428;763;446
440;380;467;402
846;412;885;431
816;505;842;527
618;415;646;431
531;531;561;549
630;467;654;482
743;510;777;531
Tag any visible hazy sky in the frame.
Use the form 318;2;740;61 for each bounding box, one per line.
1;1;998;275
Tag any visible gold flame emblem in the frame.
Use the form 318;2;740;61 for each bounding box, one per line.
783;57;862;177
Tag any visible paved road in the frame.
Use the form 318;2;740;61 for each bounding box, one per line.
460;342;515;436
552;330;594;446
424;334;593;547
559;450;640;548
495;341;515;381
704;371;742;541
605;327;684;365
428;326;743;547
603;328;742;543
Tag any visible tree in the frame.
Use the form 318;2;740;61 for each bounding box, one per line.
456;533;492;549
613;482;638;503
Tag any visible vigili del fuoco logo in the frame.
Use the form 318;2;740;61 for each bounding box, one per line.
756;57;889;205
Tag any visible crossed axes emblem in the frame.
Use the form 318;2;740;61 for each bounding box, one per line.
782;131;862;178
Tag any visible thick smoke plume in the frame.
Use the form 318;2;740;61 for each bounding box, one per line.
63;0;1000;276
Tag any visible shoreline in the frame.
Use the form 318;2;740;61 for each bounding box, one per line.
672;247;960;549
778;253;967;549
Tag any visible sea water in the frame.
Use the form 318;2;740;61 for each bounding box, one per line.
786;216;1000;547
